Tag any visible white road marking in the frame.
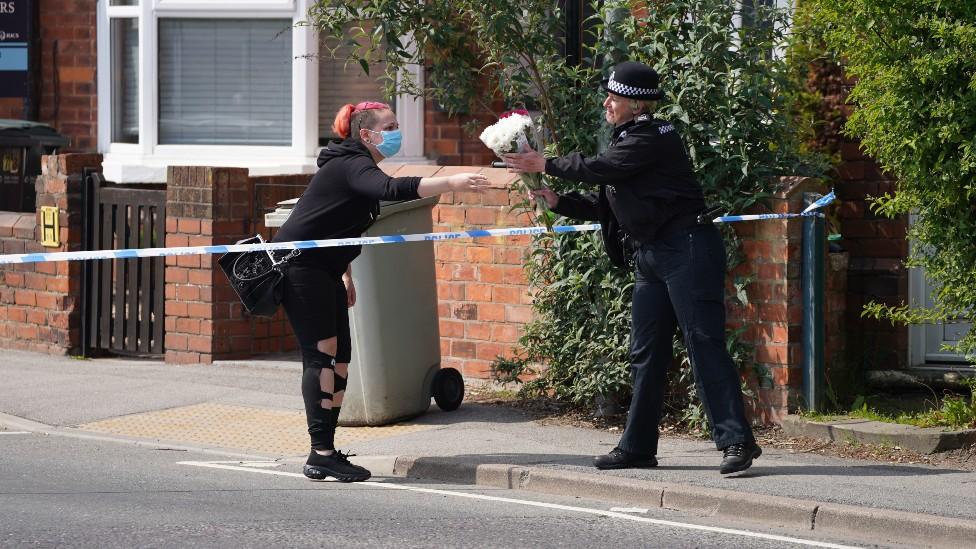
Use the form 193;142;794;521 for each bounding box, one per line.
205;461;285;469
178;461;860;549
610;507;649;514
0;431;32;435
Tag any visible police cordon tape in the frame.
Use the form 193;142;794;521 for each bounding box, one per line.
0;192;834;265
714;211;826;223
0;225;600;265
714;190;834;223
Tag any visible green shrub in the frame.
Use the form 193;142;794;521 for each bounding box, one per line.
808;0;976;360
513;0;825;426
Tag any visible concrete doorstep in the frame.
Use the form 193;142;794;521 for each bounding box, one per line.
781;415;976;454
375;455;976;549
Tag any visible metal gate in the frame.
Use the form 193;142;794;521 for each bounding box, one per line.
81;171;166;357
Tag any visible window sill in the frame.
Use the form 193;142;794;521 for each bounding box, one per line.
102;151;433;183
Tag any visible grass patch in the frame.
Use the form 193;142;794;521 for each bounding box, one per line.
464;384;520;403
801;380;976;430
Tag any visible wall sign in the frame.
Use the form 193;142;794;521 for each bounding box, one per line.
40;205;59;247
0;0;32;98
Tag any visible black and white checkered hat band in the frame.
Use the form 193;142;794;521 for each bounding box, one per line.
607;77;659;97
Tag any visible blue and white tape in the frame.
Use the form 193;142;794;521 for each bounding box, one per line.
0;191;834;265
713;211;826;223
712;191;835;224
0;224;601;265
802;191;836;213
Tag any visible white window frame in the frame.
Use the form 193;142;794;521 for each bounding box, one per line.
97;0;426;183
732;0;793;59
907;214;973;368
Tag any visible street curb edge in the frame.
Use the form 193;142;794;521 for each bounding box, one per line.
392;455;976;548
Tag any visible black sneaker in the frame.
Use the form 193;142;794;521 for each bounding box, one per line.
303;450;371;482
593;447;658;470
719;441;762;474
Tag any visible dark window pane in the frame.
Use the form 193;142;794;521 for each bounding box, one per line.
111;18;139;144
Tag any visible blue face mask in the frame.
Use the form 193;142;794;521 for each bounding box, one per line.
367;129;402;158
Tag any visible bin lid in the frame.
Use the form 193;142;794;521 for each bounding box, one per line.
264;195;439;228
0;119;71;148
378;195;440;216
274;197;300;209
272;195;438;214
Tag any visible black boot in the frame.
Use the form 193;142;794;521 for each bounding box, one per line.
719;441;762;474
593;447;658;470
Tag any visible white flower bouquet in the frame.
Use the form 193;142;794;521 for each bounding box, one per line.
479;109;553;229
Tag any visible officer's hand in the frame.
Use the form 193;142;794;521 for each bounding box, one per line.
529;187;559;209
502;145;546;174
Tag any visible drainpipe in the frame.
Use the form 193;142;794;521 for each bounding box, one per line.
564;0;581;66
802;192;826;412
19;0;41;120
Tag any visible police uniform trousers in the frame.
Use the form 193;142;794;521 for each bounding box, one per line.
618;223;755;456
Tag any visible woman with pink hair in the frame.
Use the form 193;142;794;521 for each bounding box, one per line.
273;101;488;482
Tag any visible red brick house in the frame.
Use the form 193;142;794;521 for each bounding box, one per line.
0;0;498;186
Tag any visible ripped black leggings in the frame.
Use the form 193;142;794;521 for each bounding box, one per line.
282;263;352;450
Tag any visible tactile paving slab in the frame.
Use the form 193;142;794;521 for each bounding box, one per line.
78;403;434;456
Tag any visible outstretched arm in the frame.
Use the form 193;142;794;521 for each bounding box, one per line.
503;138;652;184
417;173;491;197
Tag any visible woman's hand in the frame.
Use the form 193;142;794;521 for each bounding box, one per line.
417;173;489;198
342;273;356;307
529;187;560;209
447;173;490;192
502;145;546;174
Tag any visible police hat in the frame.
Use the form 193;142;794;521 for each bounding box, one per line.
601;61;664;100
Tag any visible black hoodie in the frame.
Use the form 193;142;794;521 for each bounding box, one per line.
272;139;422;276
547;113;705;267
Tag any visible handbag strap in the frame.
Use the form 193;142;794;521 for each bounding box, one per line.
274;248;302;265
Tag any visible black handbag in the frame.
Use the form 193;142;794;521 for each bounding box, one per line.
217;235;300;317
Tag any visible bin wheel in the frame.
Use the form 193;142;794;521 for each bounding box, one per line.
432;368;464;411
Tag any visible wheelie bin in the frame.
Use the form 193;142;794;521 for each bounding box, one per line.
0;120;69;212
265;195;464;426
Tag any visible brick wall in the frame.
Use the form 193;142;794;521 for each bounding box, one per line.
0;99;27;124
164;167;299;365
160;163;534;368
162;163;533;368
726;177;837;423
249;174;309;355
424;97;501;167
0;0;98;151
419;87;543;376
809;58;910;371
0;153;99;354
826;251;850;386
422;166;536;379
835;143;908;370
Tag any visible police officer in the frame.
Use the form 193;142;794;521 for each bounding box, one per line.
503;61;761;474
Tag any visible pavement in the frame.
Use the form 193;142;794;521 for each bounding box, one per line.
2;349;975;548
